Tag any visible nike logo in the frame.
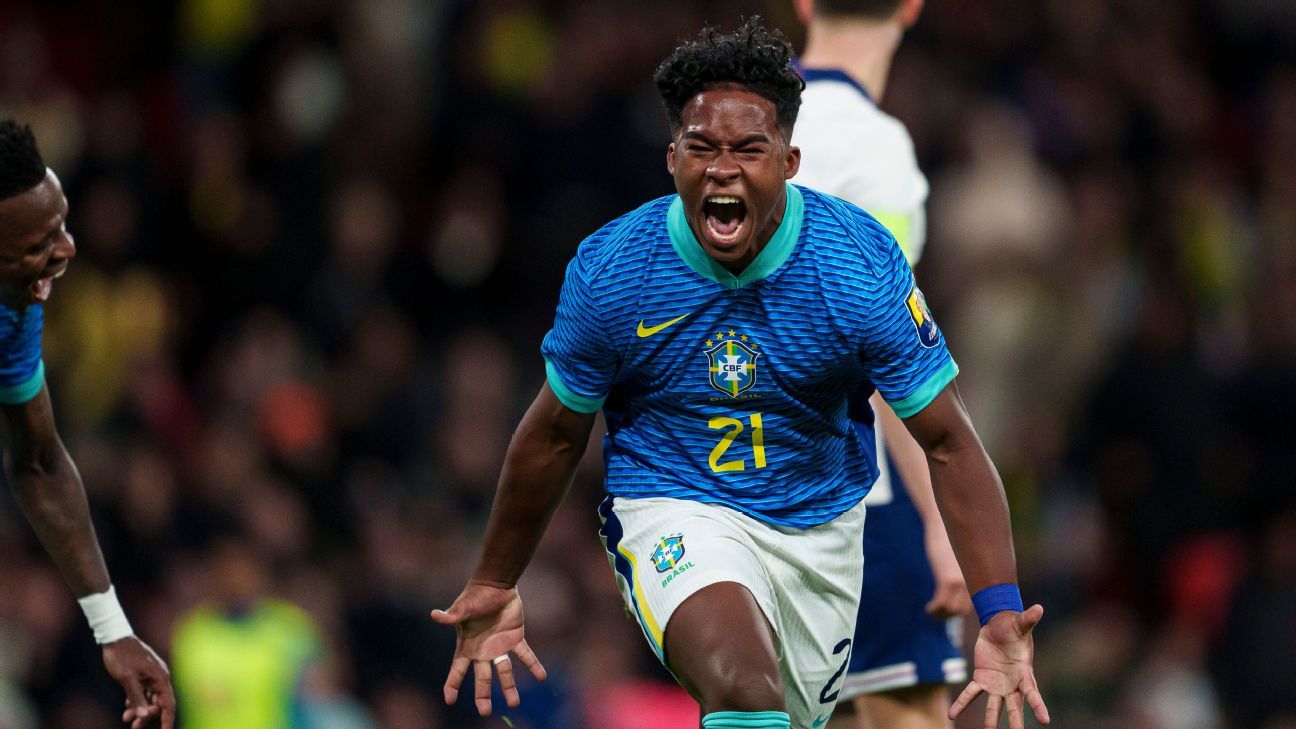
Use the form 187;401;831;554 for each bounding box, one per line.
811;715;829;729
636;313;689;338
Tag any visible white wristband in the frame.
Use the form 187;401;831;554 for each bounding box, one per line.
77;585;134;644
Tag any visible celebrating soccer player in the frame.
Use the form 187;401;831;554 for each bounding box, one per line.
0;119;175;729
431;18;1048;729
793;1;975;727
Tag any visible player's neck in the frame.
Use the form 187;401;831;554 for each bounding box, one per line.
799;19;903;104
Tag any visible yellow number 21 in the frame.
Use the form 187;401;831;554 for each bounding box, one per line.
707;413;767;473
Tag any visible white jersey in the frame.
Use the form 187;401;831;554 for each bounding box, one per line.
792;68;929;266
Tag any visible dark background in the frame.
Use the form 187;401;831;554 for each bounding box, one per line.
1;0;1294;727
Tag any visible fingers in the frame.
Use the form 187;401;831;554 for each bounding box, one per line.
473;658;494;716
1025;679;1051;724
950;680;983;720
495;655;521;708
121;677;150;727
1016;604;1045;635
153;676;176;729
984;693;1003;729
513;639;548;682
429;608;461;626
444;655;470;704
1006;691;1026;729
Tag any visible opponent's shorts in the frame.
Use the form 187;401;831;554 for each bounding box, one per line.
841;445;966;700
598;495;865;729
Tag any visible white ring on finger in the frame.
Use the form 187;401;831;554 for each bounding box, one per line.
492;655;510;665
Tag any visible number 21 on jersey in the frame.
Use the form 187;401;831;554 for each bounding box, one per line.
708;413;766;473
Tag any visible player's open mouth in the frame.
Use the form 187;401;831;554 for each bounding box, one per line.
31;267;67;303
703;195;748;246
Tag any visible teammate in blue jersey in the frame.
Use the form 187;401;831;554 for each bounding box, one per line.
0;120;175;728
792;1;975;728
431;19;1049;729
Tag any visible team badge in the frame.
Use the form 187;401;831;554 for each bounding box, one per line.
705;330;761;397
905;287;941;349
650;534;686;573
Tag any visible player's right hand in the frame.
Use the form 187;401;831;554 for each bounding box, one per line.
431;581;548;717
102;636;175;729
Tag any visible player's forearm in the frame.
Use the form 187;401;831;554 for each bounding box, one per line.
9;452;112;597
472;386;595;587
925;438;1017;593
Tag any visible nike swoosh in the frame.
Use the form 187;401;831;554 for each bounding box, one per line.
636;313;689;338
811;715;829;729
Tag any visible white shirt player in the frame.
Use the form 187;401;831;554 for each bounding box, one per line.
793;68;928;507
793;69;929;267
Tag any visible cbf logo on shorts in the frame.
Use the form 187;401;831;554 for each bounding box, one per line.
650;534;686;573
905;287;940;348
705;330;761;397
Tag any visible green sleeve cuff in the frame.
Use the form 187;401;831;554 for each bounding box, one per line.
888;359;958;418
544;359;605;414
0;360;45;404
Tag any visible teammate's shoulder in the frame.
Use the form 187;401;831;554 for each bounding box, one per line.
799;185;897;258
571;194;672;278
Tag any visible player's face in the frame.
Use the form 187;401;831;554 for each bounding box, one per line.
668;88;800;274
0;169;75;308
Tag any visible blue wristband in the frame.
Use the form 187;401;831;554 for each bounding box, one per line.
972;583;1023;626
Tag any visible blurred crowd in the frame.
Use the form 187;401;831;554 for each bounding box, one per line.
0;0;1294;727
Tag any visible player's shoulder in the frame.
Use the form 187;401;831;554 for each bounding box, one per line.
798;186;899;266
570;194;673;280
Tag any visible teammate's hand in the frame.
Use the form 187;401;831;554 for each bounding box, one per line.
924;529;972;619
949;605;1050;729
431;581;548;717
102;636;175;729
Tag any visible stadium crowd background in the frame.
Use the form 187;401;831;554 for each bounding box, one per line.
2;0;1295;727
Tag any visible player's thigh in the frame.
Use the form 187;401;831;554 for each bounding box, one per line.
664;580;785;713
857;685;952;729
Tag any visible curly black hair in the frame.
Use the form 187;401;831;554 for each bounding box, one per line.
654;16;805;140
0;120;46;201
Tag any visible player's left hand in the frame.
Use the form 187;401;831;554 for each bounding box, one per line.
924;528;972;619
102;636;176;729
949;604;1050;729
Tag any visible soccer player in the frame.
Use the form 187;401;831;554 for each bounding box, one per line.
0;120;175;729
791;2;973;728
431;19;1049;729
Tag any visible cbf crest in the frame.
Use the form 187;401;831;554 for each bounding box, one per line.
650;534;686;573
705;330;761;398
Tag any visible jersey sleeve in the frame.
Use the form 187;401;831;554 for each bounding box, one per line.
0;305;45;405
540;252;619;413
856;229;957;419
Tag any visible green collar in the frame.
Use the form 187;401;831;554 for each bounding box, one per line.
667;182;803;289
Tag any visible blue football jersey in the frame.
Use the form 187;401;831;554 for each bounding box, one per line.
0;302;45;405
541;184;957;528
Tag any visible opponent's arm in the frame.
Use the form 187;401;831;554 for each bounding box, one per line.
3;384;175;729
902;382;1049;728
432;382;596;716
869;391;970;618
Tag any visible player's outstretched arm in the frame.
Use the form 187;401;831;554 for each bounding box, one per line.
901;382;1050;728
3;385;175;729
869;391;971;618
431;382;596;717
